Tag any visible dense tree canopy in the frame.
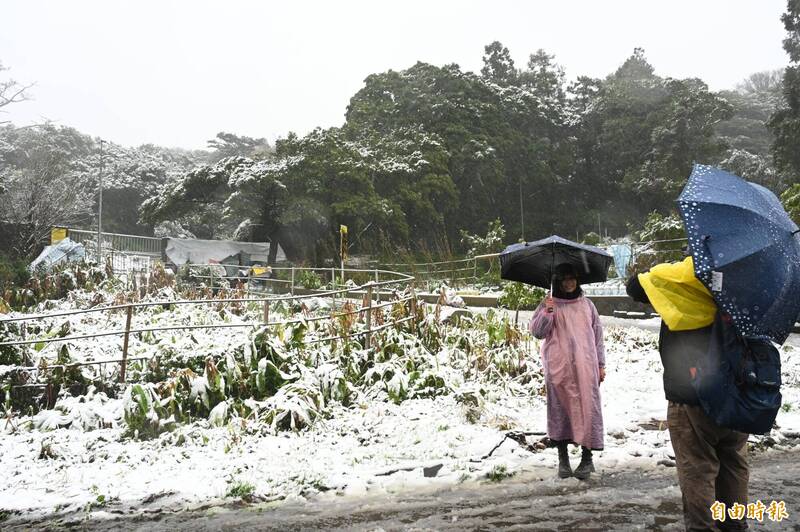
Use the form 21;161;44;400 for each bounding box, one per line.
134;46;765;260
4;34;794;263
769;1;800;183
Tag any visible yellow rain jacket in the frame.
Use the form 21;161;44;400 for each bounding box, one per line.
638;257;717;331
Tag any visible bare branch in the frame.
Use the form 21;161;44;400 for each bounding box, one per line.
0;62;35;126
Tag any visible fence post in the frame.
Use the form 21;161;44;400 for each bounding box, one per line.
473;258;477;280
291;267;295;295
263;299;270;325
375;269;381;304
365;283;373;350
331;268;337;309
119;304;133;383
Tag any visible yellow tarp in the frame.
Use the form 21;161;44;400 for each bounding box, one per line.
638;257;716;331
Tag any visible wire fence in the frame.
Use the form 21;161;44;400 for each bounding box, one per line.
0;267;417;402
0;237;694;409
378;257;492;290
378;238;689;292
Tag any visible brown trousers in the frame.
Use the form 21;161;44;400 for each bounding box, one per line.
667;402;749;531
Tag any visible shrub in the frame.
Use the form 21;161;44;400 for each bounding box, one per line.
581;232;602;246
297;270;322;290
0;254;30;290
632;211;685;273
498;282;545;312
782;183;800;225
460;219;505;257
0;322;26;366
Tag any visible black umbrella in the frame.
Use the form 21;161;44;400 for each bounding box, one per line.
499;235;613;290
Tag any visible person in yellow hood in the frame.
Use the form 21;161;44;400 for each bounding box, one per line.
627;257;749;532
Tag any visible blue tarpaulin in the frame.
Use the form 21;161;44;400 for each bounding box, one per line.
609;244;633;279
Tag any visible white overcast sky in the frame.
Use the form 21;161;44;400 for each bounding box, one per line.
0;0;789;150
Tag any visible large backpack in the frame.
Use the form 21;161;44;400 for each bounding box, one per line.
691;312;782;435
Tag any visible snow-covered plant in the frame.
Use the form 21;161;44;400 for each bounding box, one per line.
315;362;354;405
633;211;685;272
4;267;547;439
33;386;118;431
0;321;26;365
208;400;230;427
460;219;505;257
364;358;411;403
782;183;800;225
122;383;175;440
261;372;324;431
408;368;449;399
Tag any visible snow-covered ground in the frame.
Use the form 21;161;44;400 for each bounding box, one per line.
2;294;800;524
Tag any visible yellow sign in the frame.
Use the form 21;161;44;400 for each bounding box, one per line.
340;225;348;262
51;227;67;244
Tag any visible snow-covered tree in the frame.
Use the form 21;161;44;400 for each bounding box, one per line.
769;0;800;182
0;124;95;257
782;183;800;224
480;41;518;87
0;61;32;127
206;132;272;163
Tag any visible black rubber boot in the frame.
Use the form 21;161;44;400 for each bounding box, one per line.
557;442;572;478
573;446;595;480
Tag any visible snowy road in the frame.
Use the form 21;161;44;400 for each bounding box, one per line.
10;449;800;531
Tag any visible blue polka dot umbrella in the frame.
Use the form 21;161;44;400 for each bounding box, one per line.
677;164;800;344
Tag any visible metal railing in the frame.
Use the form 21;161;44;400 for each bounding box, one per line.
0;267;417;388
67;228;162;256
379;257;487;289
1;240;696;400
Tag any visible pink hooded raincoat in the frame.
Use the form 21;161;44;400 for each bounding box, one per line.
530;295;605;449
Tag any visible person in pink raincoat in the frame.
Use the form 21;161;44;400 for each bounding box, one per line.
529;263;606;480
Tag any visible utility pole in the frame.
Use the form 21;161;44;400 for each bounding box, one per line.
96;139;104;263
519;175;525;241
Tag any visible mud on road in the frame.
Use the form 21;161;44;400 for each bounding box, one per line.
8;450;800;531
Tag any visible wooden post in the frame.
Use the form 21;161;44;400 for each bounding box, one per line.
120;304;133;383
291;267;295;296
473;258;477;280
263;299;270;325
365;283;373;349
375;269;381;304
